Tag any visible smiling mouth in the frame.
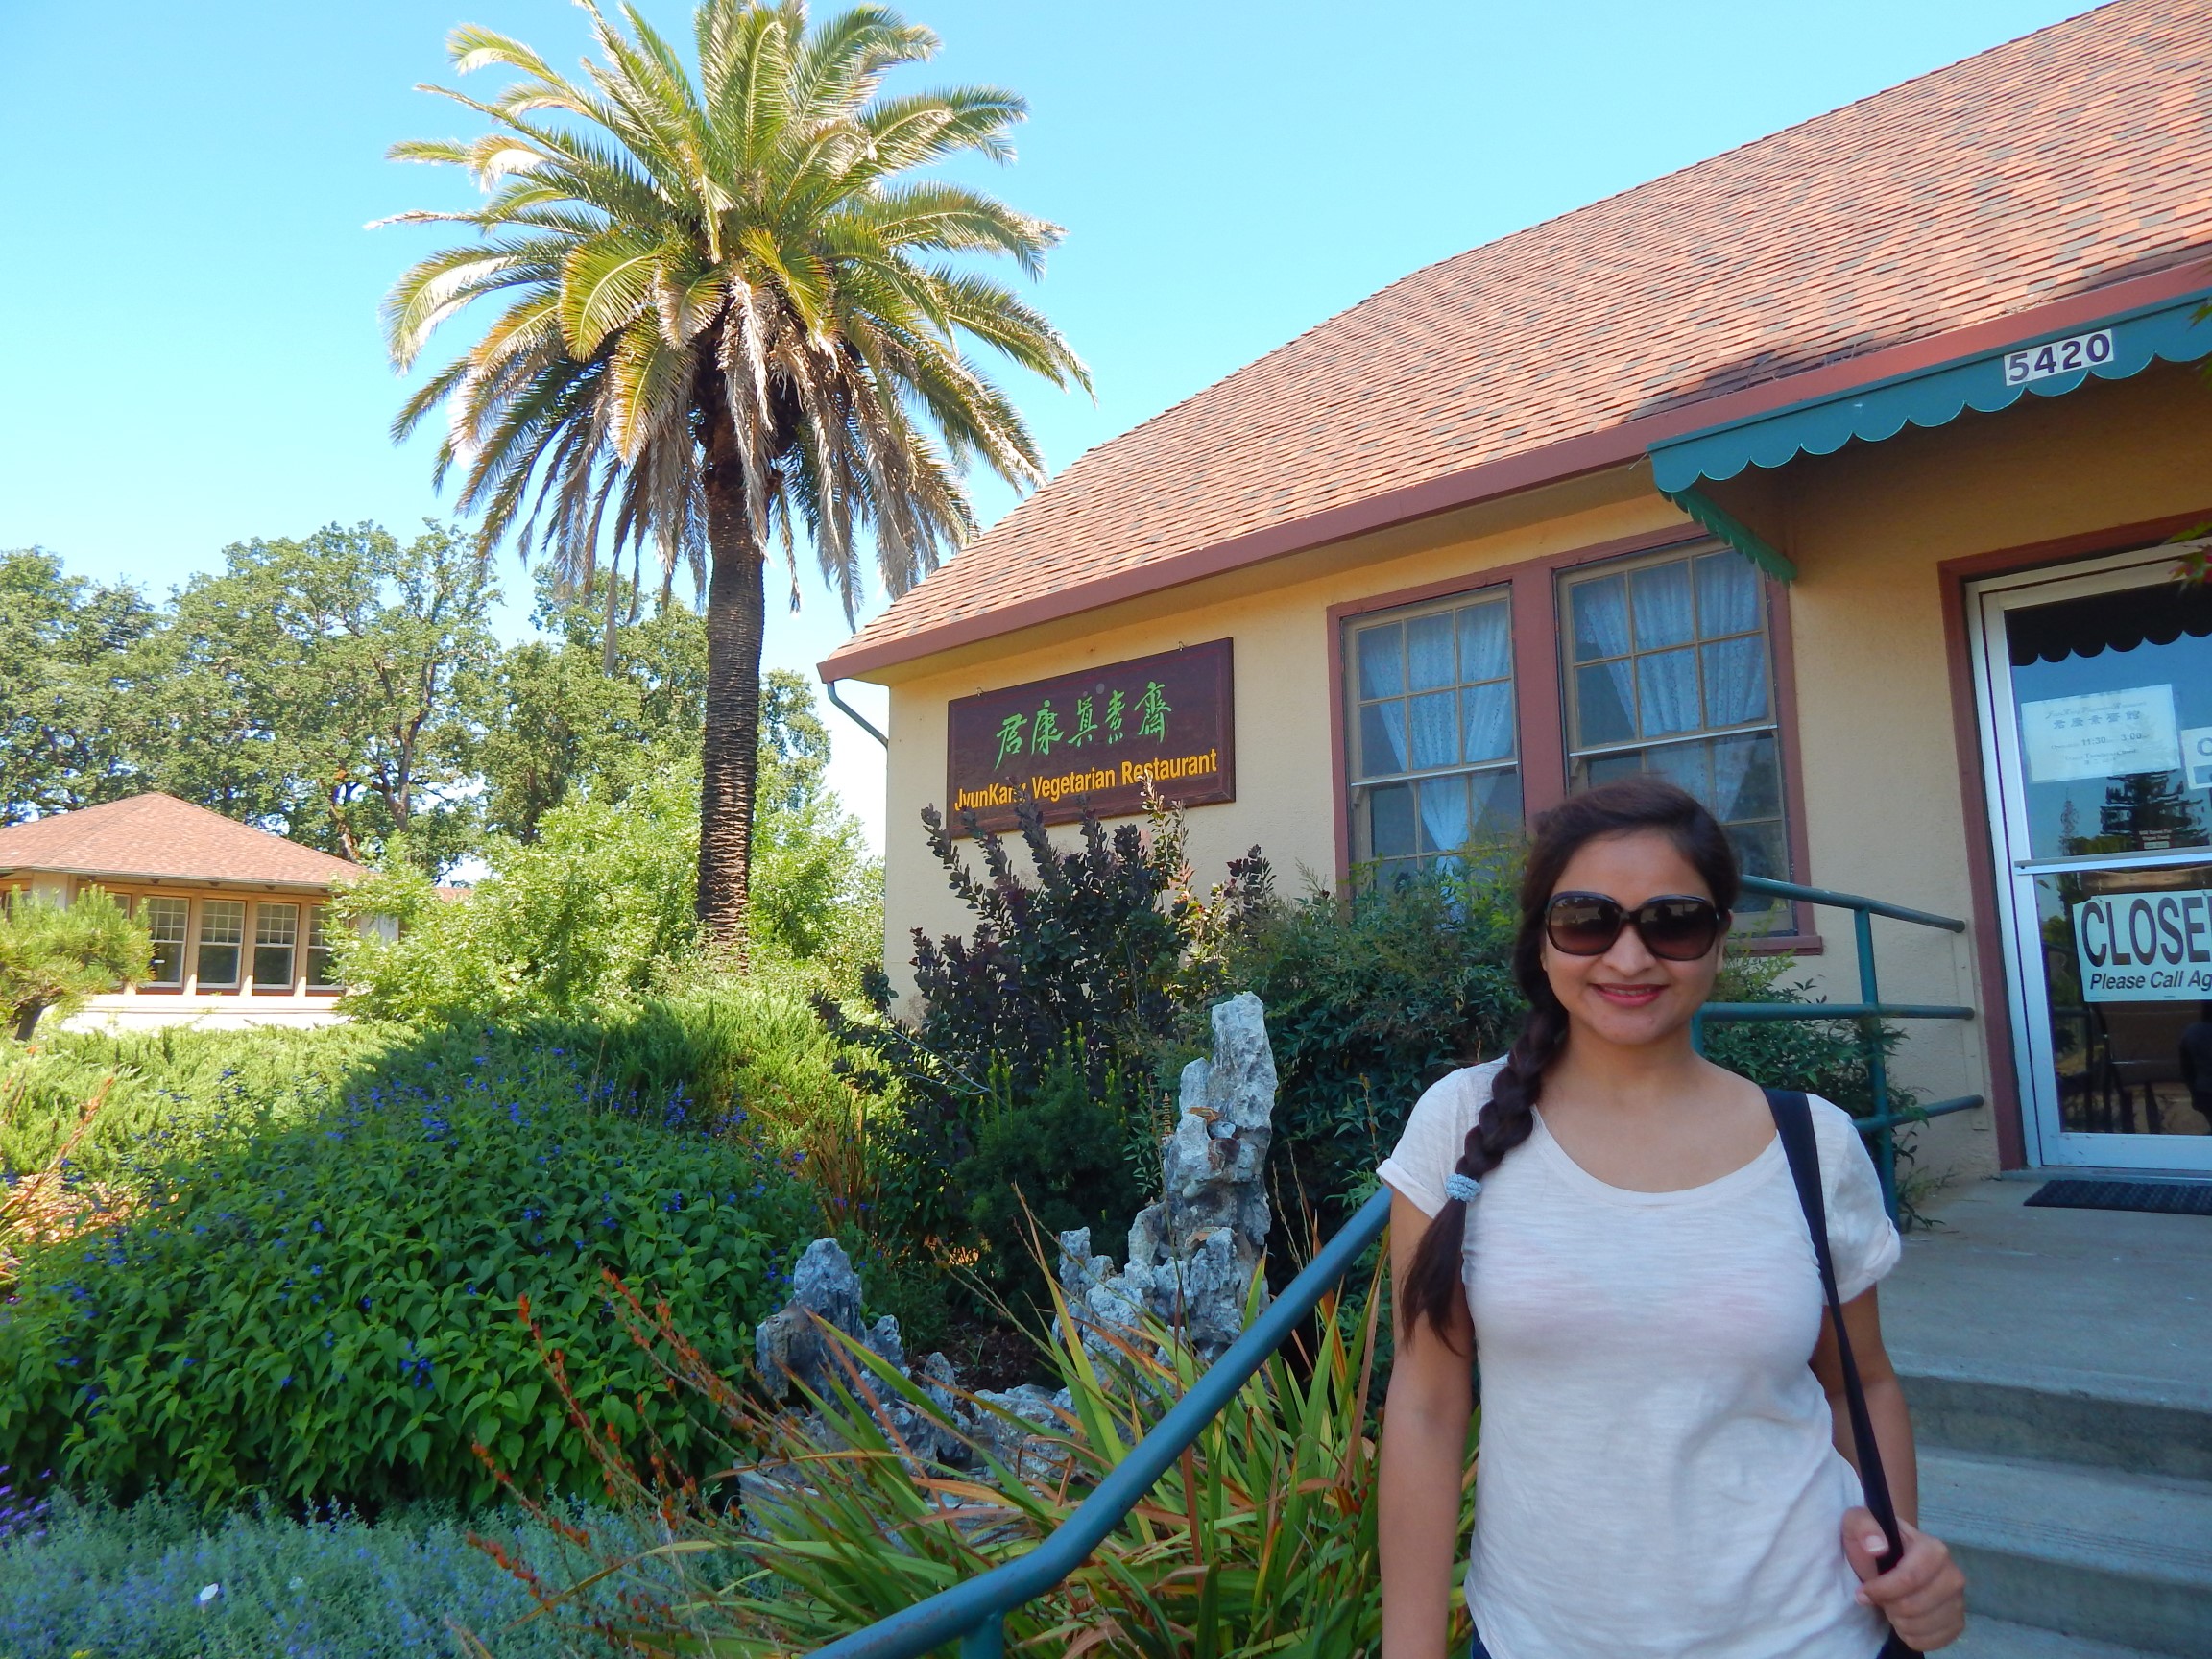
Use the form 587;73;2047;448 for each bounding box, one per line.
1590;984;1667;1007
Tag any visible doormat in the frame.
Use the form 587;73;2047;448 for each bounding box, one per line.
2025;1179;2212;1217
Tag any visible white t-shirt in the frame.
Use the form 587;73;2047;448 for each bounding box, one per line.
1378;1059;1900;1659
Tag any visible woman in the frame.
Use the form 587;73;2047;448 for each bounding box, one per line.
1377;779;1966;1659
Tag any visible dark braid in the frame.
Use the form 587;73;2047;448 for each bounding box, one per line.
1398;777;1738;1346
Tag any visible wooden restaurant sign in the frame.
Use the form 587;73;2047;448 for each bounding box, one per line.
945;639;1235;833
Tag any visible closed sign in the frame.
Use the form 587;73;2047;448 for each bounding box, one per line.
2073;888;2212;1001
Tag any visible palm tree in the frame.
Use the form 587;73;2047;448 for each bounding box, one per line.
381;0;1087;955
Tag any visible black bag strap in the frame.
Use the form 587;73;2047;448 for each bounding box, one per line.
1765;1087;1906;1577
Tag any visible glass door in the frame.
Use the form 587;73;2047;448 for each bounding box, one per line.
1971;542;2212;1170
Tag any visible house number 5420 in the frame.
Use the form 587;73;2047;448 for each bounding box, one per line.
2004;328;2114;385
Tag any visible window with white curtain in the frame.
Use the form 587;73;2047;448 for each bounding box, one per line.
1345;587;1522;883
1559;544;1792;921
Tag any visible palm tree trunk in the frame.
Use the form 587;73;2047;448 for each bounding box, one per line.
698;469;766;961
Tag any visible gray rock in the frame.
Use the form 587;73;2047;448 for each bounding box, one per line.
1055;992;1279;1362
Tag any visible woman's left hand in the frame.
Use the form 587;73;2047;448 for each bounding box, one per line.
1842;1507;1967;1651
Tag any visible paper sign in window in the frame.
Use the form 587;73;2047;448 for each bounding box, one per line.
2185;726;2212;794
2020;685;2180;783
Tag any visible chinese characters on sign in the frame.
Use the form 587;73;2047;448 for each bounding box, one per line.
945;639;1236;833
2019;685;2181;783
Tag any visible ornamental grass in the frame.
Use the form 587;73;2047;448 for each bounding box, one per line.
470;1241;1475;1658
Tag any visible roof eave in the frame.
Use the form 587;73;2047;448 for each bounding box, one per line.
0;864;357;892
820;254;2212;684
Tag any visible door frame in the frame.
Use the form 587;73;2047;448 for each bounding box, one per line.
1965;538;2212;1171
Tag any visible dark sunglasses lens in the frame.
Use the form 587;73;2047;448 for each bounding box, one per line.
1637;897;1721;960
1547;895;1623;955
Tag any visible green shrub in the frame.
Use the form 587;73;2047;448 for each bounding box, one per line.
0;1489;643;1658
0;1027;813;1508
825;797;1267;1272
2;1022;397;1185
951;1046;1152;1311
337;756;879;1023
1221;857;1525;1226
1;890;151;1041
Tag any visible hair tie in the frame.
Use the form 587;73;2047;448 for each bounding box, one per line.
1444;1171;1482;1204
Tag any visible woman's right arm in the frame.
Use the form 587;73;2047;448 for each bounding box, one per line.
1379;1188;1476;1659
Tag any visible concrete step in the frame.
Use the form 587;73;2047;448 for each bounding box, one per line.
1951;1616;2171;1659
1919;1449;2212;1658
1904;1366;2212;1481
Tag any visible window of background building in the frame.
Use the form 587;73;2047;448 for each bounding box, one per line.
1559;544;1791;921
143;896;188;987
306;905;342;992
254;902;299;992
196;899;245;988
1345;587;1521;882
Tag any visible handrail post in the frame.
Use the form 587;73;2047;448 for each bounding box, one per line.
960;1613;1004;1659
1852;907;1898;1217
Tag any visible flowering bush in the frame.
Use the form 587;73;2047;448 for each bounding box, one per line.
0;1030;813;1508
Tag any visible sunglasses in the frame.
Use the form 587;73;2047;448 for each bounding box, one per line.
1544;891;1726;961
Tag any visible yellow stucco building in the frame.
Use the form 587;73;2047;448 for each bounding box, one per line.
823;3;2212;1188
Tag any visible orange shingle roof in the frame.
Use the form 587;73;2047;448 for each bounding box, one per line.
827;0;2212;678
0;794;363;888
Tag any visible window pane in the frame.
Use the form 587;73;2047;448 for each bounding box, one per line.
1357;622;1404;699
197;900;244;988
1637;647;1700;736
1456;599;1511;682
253;902;299;992
1418;775;1471;854
1460;681;1515;763
1645;737;1711;802
1711;732;1782;823
1358;701;1407;777
1407;613;1455;691
1571;573;1631;662
1630;561;1696;650
1575;661;1636;747
143;896;187;986
1408;690;1458;770
1701;636;1769;727
1367;783;1416;858
1579;751;1643;790
1727;821;1791;915
1695;550;1762;637
1471;767;1524;835
307;906;342;991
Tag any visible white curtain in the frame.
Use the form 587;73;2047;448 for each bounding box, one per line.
1632;561;1697;649
1419;776;1471;854
1409;691;1458;769
1701;637;1769;727
1695;551;1761;636
1407;613;1455;691
1639;646;1700;736
1456;598;1512;682
1461;682;1515;762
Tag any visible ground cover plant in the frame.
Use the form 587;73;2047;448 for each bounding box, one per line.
0;1016;821;1509
0;1489;647;1659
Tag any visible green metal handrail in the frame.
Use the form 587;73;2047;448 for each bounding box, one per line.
816;871;1982;1655
1693;873;1984;1216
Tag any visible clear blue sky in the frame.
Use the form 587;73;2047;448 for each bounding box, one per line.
0;0;2090;852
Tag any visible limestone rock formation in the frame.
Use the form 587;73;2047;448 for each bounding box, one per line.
1055;991;1279;1361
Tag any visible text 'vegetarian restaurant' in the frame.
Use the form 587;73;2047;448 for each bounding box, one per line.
822;0;2212;1191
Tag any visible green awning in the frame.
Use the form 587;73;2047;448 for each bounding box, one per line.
1650;291;2212;579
